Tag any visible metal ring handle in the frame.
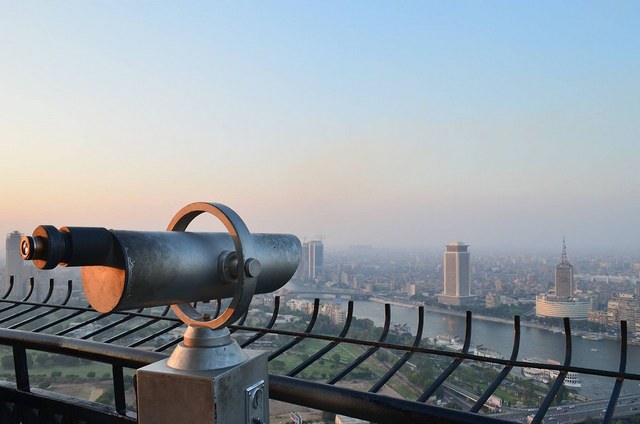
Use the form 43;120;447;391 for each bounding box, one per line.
167;202;258;329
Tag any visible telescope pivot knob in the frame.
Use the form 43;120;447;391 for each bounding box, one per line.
244;258;261;278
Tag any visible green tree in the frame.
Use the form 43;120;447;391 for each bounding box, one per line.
331;353;341;365
1;355;13;370
377;351;389;363
36;353;50;367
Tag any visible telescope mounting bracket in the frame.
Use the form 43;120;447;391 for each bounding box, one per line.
167;202;260;330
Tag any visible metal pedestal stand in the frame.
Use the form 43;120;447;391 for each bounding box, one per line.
137;327;268;424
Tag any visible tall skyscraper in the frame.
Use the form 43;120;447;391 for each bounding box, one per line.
536;238;591;320
302;240;324;280
5;231;27;298
555;237;574;298
438;242;474;306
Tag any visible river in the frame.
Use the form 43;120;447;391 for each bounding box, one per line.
282;278;640;401
349;300;640;400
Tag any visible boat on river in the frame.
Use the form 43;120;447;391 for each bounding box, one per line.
522;358;581;389
474;345;504;360
434;334;464;351
582;333;604;341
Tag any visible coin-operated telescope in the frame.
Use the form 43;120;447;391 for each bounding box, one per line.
21;202;301;424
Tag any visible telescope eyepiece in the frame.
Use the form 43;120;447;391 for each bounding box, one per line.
19;225;70;270
20;236;36;260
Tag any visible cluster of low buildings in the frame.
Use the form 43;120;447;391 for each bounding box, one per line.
588;293;640;331
286;298;346;325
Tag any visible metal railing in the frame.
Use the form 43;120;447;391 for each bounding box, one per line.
0;276;637;423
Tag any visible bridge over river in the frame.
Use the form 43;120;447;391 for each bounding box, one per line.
281;288;373;301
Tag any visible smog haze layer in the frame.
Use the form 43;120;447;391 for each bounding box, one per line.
1;2;639;259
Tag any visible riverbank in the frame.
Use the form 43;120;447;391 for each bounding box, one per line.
369;296;534;326
368;296;612;337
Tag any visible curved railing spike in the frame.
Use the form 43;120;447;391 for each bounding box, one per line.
2;276;14;299
268;298;321;361
327;302;391;385
531;317;572;424
238;296;282;347
604;320;627;423
370;305;424;393
417;310;473;403
471;315;521;412
286;301;354;377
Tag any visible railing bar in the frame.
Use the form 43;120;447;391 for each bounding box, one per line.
531;317;572;424
270;374;515;424
0;329;165;367
128;322;184;348
369;305;424;393
60;280;74;305
0;279;56;325
104;306;171;344
40;278;55;304
604;320;627;424
236;309;249;327
32;309;89;333
12;403;24;423
13;345;30;392
0;299;93;312
470;315;521;412
0;299;183;323
238;296;281;346
0;305;45;326
56;312;115;336
154;336;183;352
112;365;127;415
2;276;14;299
417;310;472;402
0;279;35;314
7;308;60;330
9;281;75;330
267;298;320;360
112;309;180;322
4;292;640;424
237;323;634;378
80;312;142;340
214;299;221;318
327;302;391;385
0;383;137;423
286;301;354;377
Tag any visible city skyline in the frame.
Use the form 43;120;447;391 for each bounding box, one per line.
1;2;639;259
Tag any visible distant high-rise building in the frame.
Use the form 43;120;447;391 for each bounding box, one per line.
6;231;27;298
607;294;637;330
444;242;470;297
438;242;474;306
555;238;574;297
485;292;501;309
302;240;324;280
536;238;591;320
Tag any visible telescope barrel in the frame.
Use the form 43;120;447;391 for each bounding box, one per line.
20;226;300;313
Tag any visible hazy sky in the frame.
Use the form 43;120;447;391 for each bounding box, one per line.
1;1;639;260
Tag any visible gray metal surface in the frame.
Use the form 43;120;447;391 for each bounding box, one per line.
137;350;268;424
167;327;249;370
21;230;299;317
